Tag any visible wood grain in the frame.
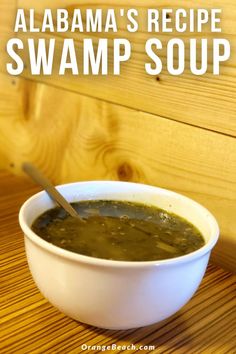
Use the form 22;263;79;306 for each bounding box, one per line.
0;0;16;73
0;72;235;271
0;171;236;353
13;0;236;136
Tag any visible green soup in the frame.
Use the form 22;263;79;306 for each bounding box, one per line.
32;200;205;261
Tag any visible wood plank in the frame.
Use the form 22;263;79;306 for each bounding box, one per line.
18;0;236;36
13;0;236;136
0;171;236;353
0;0;16;73
0;72;235;271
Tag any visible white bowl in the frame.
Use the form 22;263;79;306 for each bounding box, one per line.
19;181;219;330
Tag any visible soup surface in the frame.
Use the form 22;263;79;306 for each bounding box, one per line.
32;200;205;261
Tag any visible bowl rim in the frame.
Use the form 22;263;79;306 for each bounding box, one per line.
19;180;220;268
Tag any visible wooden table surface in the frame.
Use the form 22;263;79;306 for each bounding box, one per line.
1;171;235;354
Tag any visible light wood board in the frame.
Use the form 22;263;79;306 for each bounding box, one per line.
0;0;16;73
12;0;236;136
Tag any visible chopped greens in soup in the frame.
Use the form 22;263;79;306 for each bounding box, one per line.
32;200;205;261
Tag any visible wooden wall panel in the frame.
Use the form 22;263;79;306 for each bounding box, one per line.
13;0;236;136
0;0;16;73
0;72;235;271
19;0;236;36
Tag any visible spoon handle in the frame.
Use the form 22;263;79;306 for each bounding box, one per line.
22;163;83;221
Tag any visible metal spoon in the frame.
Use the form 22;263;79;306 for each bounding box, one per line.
22;162;85;222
